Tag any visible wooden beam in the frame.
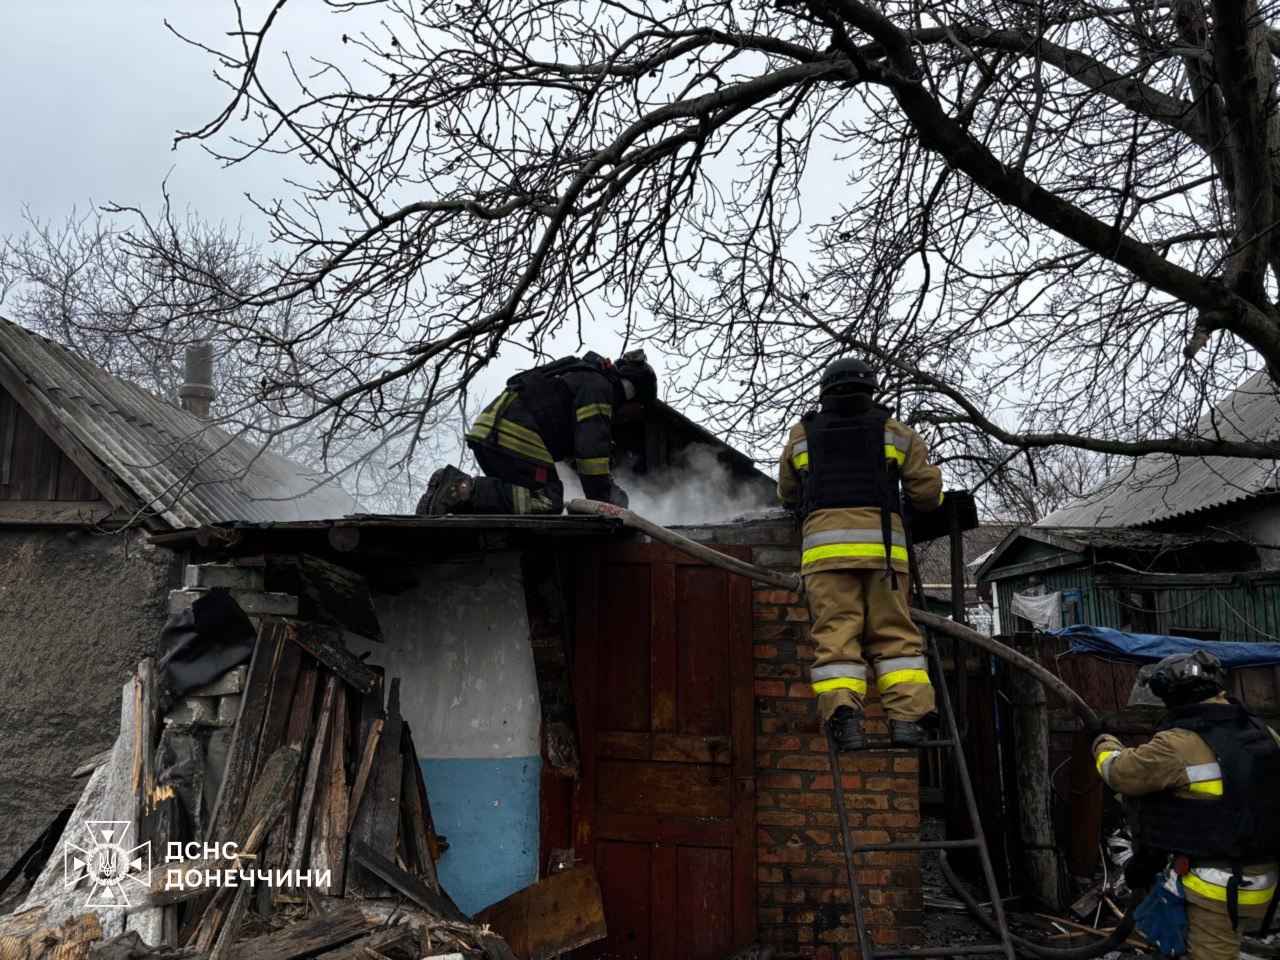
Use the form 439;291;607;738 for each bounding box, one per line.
0;501;114;526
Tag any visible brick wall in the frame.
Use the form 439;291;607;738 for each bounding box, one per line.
691;521;922;959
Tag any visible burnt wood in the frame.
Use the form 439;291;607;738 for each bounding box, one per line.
283;622;377;695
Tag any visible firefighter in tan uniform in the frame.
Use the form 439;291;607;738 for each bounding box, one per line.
777;358;944;751
1091;650;1280;959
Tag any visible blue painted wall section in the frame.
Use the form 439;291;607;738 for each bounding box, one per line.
358;553;544;916
421;756;542;916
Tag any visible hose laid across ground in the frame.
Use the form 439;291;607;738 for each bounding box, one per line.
566;498;1101;729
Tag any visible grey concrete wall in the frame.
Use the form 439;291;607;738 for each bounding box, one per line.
355;553;541;916
0;527;172;868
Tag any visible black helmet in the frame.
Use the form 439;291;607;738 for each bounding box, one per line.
615;348;658;404
820;357;877;397
1139;649;1226;708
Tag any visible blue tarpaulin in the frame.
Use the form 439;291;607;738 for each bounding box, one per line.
1054;624;1280;667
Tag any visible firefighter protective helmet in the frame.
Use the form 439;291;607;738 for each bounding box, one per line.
615;348;659;404
820;357;877;397
1139;649;1227;708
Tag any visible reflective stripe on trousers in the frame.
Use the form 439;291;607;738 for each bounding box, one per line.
802;528;908;567
1181;866;1279;906
811;662;868;696
875;655;930;692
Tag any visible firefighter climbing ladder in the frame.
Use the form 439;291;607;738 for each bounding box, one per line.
825;527;1018;960
566;497;1114;959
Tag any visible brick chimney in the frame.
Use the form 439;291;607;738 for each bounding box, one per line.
178;341;216;418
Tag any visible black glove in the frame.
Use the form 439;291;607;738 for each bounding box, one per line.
1085;718;1113;742
1124;845;1164;891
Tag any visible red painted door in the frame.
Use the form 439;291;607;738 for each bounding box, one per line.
573;543;756;960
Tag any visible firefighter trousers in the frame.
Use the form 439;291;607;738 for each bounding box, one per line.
1184;900;1242;960
805;568;935;723
468;443;564;515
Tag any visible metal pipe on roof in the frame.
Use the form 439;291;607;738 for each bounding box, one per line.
178;341;216;418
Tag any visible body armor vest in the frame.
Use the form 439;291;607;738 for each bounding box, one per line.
799;398;900;517
799;396;902;578
1140;700;1280;923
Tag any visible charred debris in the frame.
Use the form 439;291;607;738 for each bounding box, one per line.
0;571;609;960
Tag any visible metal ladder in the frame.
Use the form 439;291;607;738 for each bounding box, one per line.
827;540;1018;960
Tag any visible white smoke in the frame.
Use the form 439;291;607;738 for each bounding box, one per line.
558;444;782;525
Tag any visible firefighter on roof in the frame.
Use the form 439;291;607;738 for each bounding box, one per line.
418;349;658;516
777;358;943;750
1092;649;1280;959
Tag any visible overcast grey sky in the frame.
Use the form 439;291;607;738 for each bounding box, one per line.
0;1;332;236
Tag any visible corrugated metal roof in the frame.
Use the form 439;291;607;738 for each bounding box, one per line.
0;317;358;528
1038;370;1280;528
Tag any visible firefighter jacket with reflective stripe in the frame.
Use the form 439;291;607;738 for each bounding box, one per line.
466;364;619;500
776;398;943;574
1093;695;1280;915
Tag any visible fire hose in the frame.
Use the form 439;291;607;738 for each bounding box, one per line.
566;498;1138;957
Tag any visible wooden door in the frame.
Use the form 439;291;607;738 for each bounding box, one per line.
572;543;756;960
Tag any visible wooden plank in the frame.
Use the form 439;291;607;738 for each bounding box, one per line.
346;719;383;832
283;621;377;694
350;679;401;897
593;812;734;847
726;566;757;949
289;676;338;875
310;682;348;896
348;843;470;924
207;623;285;843
224;903;374;960
253;642;303;782
311;927;420;960
595;759;731;818
398;724;439;891
596;732;731;764
475;864;606;960
650;562;678;735
0;501;112;525
259;659;319;910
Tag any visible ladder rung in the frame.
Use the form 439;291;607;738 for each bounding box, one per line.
872;945;1013;958
846;838;980;854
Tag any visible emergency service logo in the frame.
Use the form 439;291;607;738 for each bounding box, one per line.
63;820;151;908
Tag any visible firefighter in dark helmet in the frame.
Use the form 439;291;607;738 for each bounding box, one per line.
1092;650;1280;959
776;358;943;751
418;349;658;516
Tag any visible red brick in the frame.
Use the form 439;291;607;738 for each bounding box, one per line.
754;680;787;697
785;866;834;884
757;735;802;751
867;813;917;829
892;794;920;812
758;810;807;828
893;755;919;773
795;643;815;660
779;792;832;810
808;774;862;791
758;866;784;883
758;845;809;864
754;624;796;641
757;663;803;680
777;754;829;771
786;681;816;698
753;643;779;659
784;605;810;621
757;771;804;790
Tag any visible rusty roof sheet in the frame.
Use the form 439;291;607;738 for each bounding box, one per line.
0;317;358;528
1039;370;1280;528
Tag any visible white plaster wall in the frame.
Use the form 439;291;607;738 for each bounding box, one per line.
357;553;541;760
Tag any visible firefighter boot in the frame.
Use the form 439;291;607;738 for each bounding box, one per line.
416;465;474;516
828;706;866;752
889;719;927;746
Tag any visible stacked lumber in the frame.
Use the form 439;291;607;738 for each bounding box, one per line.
10;609;518;960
